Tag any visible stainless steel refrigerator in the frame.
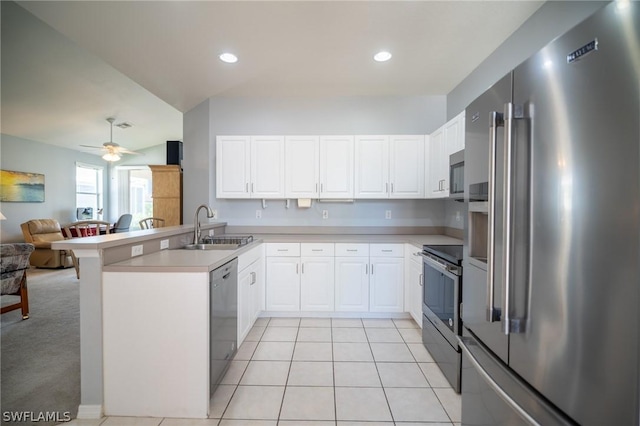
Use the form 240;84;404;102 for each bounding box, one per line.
460;2;639;425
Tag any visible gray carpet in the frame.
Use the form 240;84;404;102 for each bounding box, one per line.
1;267;80;426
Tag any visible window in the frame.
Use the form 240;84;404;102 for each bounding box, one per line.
116;166;153;229
76;163;104;219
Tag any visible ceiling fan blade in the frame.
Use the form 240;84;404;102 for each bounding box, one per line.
80;144;106;149
118;148;143;155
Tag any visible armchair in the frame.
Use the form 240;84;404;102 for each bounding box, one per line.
20;219;74;269
1;243;35;319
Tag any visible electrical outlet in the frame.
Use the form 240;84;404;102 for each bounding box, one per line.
385;210;392;219
131;245;144;257
160;239;169;250
322;210;329;219
211;209;218;220
208;229;215;236
456;211;462;222
256;210;262;219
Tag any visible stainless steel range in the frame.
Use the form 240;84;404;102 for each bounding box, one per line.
421;244;463;393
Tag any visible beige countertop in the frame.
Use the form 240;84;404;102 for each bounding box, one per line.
103;234;462;273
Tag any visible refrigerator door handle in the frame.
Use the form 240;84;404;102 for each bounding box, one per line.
458;337;541;426
502;102;528;335
487;110;503;323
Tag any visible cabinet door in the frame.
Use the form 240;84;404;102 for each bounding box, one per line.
216;136;250;198
251;136;285;199
354;135;389;199
285;136;319;198
335;257;369;312
389;135;425;199
370;257;404;312
320;136;354;199
407;257;423;326
249;259;264;326
300;257;335;311
238;265;253;345
445;111;466;154
426;128;446;198
266;257;300;311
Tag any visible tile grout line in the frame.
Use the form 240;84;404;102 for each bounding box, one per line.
366;320;396;424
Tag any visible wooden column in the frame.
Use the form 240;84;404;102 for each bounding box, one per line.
148;165;183;226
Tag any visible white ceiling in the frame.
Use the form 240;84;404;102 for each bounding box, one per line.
3;1;543;155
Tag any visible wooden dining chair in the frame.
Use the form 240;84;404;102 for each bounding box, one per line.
62;220;112;279
139;217;165;230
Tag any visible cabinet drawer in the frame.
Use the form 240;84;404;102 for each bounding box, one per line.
301;243;335;257
266;243;300;257
370;243;404;257
335;243;369;257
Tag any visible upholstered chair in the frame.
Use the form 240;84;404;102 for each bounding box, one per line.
1;243;34;319
20;219;74;269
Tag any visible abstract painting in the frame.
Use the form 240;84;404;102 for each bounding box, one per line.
0;170;45;202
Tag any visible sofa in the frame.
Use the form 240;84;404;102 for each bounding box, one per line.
20;219;74;269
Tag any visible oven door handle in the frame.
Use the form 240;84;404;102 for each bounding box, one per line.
420;253;460;280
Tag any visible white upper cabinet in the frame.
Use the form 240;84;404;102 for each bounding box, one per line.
320;136;354;199
216;136;251;198
426;111;466;199
251;136;285;198
389;135;425;198
216;135;285;199
354;135;390;198
355;135;425;199
285;136;320;198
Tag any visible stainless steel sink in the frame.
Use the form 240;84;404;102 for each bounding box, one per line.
182;243;240;250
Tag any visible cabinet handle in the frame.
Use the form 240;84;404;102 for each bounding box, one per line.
391;183;394;193
251;272;256;285
246;183;249;193
321;183;324;192
371;264;374;275
311;249;323;252
386;183;389;193
296;263;299;274
366;264;369;274
315;183;318;192
302;263;305;274
382;249;392;252
277;249;289;252
419;273;423;287
413;252;421;256
251;183;255;193
346;249;357;252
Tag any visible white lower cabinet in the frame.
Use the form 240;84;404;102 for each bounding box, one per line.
238;244;265;345
370;257;404;312
405;245;423;326
335;256;370;312
301;257;335;311
265;243;301;311
266;256;300;311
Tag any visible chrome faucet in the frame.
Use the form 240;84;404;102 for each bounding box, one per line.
193;204;215;244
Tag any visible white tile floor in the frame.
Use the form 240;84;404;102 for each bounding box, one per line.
62;317;461;426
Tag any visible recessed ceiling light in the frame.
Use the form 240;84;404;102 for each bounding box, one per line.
219;53;238;64
374;51;392;62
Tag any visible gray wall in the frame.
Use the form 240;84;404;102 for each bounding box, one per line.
0;134;109;242
183;95;448;228
447;1;607;119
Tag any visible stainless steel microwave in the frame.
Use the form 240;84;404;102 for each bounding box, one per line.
449;150;464;201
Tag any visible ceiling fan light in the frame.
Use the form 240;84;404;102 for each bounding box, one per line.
102;152;121;162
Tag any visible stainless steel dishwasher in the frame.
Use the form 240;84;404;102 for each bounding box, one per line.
210;258;238;397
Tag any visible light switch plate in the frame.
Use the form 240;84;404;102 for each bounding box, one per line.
256;210;262;219
385;210;392;219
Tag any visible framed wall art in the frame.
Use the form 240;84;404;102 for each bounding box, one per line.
0;169;45;202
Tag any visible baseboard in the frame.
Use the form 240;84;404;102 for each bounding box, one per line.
76;404;103;419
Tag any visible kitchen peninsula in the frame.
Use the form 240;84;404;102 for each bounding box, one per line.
53;224;461;419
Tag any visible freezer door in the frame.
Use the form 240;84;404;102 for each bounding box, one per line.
462;72;511;363
507;3;639;425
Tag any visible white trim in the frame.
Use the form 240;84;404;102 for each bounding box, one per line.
76;404;103;419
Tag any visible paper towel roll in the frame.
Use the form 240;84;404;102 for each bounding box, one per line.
297;198;312;208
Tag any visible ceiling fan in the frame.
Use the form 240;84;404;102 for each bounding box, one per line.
81;117;142;162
